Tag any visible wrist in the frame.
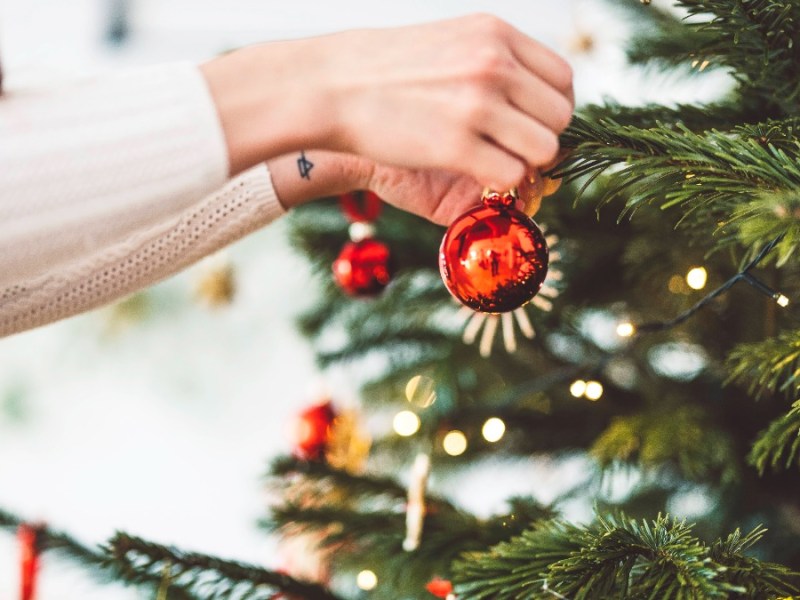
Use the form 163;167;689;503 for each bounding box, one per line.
267;151;373;210
200;39;339;176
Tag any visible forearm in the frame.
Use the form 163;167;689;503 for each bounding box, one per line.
0;165;282;337
0;62;229;287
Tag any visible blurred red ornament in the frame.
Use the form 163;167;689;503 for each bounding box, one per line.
439;192;548;313
19;524;42;600
426;578;454;598
293;402;337;461
340;191;383;222
333;239;392;297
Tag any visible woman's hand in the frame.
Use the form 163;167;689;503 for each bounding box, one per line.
203;14;574;192
268;150;483;226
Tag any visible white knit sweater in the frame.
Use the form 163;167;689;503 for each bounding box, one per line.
0;62;285;337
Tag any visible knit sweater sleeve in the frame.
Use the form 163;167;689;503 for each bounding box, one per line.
0;62;286;337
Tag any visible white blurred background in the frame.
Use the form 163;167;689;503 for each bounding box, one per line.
0;1;727;597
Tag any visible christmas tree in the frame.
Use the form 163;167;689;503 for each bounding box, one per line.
5;0;800;597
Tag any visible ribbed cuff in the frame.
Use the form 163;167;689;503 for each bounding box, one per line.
239;162;287;223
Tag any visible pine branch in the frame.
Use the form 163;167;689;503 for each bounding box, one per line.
577;102;751;132
268;455;411;500
611;0;717;69
266;456;553;534
0;509;197;599
590;406;738;483
748;399;800;474
559;115;800;255
453;512;797;599
267;500;547;599
710;526;799;595
726;328;800;399
266;460;554;598
676;0;800;115
106;532;344;600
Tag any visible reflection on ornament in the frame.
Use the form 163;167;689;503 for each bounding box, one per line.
403;453;431;552
455;226;562;357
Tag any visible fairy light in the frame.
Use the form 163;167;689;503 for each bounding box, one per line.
777;294;790;307
443;430;468;456
569;379;587;398
616;322;635;337
584;381;604;401
686;267;708;290
393;411;421;437
482;417;506;443
357;569;378;591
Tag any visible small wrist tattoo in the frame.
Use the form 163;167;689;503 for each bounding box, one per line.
297;151;314;179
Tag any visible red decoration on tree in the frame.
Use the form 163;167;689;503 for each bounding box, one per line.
340;190;383;223
333;239;392;296
19;524;42;600
333;191;393;297
293;401;337;461
426;578;454;598
439;191;548;313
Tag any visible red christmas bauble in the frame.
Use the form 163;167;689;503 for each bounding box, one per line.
340;190;382;222
426;578;454;598
333;239;392;296
294;402;337;460
439;192;548;313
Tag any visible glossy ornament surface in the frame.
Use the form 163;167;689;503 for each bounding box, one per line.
333;239;392;296
439;192;548;313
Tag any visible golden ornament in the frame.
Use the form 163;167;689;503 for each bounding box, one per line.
194;259;236;307
325;409;372;475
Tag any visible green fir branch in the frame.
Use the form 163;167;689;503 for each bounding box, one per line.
677;0;800;114
559;115;800;255
616;0;717;68
0;509;197;599
710;525;799;596
748;399;800;474
577;102;750;133
590;406;739;483
106;532;343;600
453;512;796;599
268;455;411;501
727;328;800;399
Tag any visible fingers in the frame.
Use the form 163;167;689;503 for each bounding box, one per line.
477;105;559;172
466;135;527;191
506;68;574;135
506;26;574;105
